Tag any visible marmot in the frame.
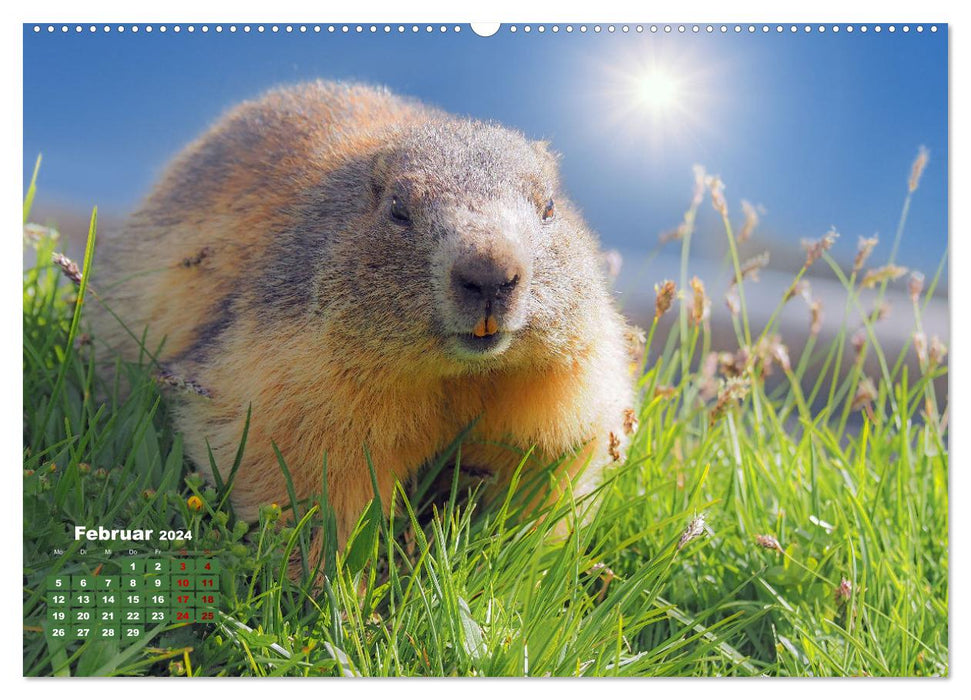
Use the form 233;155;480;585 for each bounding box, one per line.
90;80;635;556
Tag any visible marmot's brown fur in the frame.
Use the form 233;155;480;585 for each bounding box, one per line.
91;80;634;554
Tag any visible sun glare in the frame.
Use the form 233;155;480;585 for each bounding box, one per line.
634;67;682;113
597;48;718;151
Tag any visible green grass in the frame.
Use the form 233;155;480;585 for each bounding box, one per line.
22;161;948;677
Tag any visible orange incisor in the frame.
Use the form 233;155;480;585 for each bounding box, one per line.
473;315;499;337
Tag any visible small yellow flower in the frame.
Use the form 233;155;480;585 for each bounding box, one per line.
187;495;204;511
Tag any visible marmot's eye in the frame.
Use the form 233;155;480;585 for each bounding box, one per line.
541;198;555;223
390;196;412;225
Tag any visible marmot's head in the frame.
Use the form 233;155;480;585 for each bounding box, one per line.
312;117;610;375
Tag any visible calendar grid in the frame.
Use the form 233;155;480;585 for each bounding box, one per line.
45;556;221;643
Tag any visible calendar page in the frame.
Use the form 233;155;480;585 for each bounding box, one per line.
21;13;950;680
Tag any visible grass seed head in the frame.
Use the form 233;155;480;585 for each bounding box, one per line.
24;223;59;247
872;300;891;322
699;352;720;400
52;252;83;286
834;577;853;605
692;164;707;207
861;264;908;289
155;366;213;398
654;385;678;399
710;376;751;424
624;325;647;366
852;328;867;358
718;348;749;378
659;223;689;244
854;235;879;274
810;299;824;337
608;431;622;462
909;271;925;304
755;335;791;375
755;534;783;552
601;249;623;283
914;331;928;366
929;336;947;367
851;376;878;412
801;229;839;268
705;174;728;217
738;200;761;243
689;276;710;327
732;251;770;286
622;408;638;435
677;513;707;551
654;280;677;320
909;145;930;193
784;279;811;304
725;287;741;317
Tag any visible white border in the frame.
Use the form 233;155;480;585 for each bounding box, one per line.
5;0;962;695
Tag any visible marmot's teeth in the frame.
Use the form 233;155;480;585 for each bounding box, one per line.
473;315;500;338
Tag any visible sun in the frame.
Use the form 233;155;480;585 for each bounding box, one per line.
594;47;719;151
633;67;682;114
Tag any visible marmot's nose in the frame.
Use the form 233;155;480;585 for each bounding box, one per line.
450;256;522;307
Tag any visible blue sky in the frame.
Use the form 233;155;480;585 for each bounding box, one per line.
23;24;948;273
